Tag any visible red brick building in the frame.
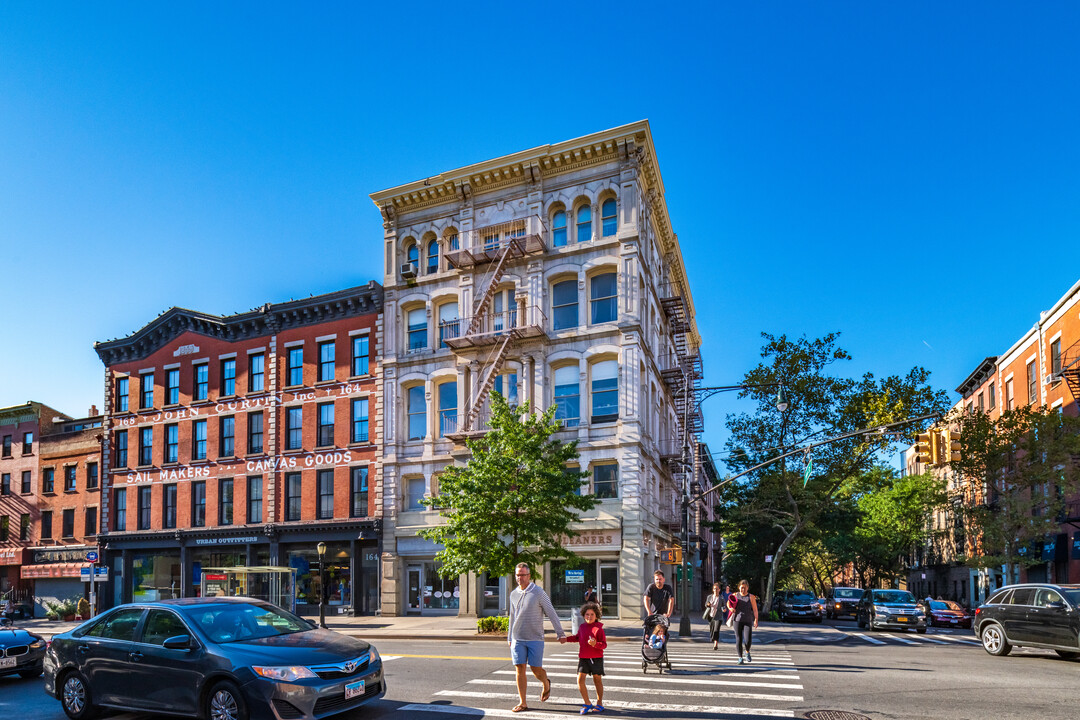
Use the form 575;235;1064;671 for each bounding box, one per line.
94;283;383;615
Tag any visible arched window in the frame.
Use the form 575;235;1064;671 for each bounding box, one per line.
438;302;459;348
552;280;578;331
576;205;592;243
552;210;567;247
590;272;617;324
446;229;460;251
438;381;458;437
591;360;618;423
407;308;427;352
553;366;580;427
601;198;617;237
405;243;418;265
407;385;426;441
427;240;439;274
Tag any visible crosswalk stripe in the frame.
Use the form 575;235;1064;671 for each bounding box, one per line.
491;669;803;689
435;690;800;714
465;678;805;702
596;650;794;660
883;634;919;645
401;702;795;718
848;632;885;645
932;634;981;646
543;657;796;668
905;634;947;644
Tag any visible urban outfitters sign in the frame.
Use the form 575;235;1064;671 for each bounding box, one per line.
561;529;621;551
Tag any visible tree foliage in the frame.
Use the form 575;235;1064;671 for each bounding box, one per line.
715;332;949;610
949;405;1080;580
418;393;598;580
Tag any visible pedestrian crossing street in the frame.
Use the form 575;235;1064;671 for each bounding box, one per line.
844;628;981;647
399;645;807;718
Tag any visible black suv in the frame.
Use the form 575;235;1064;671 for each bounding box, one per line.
774;590;823;623
973;583;1080;658
825;587;861;620
857;588;927;633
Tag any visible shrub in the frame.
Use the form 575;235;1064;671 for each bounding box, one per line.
477;616;509;634
77;597;91;619
44;598;80;618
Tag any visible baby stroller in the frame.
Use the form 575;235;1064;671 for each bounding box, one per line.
641;613;672;674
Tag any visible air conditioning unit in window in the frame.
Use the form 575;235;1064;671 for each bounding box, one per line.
1046;373;1060;385
400;262;417;280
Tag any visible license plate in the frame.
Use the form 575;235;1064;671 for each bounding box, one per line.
0;657;15;668
897;617;908;623
345;680;365;700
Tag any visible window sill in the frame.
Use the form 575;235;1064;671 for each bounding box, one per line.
218;394;238;401
139;406;154;413
191;398;212;406
314;380;336;387
348;441;372;448
245;390;270;398
162;403;182;410
136;465;154;471
283;384;306;391
347;374;371;382
63;489;79;494
86;486;100;493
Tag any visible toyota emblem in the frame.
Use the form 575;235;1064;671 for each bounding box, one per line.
344;661;357;673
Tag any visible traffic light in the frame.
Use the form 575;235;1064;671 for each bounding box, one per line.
943;429;961;463
914;432;934;465
660;547;682;565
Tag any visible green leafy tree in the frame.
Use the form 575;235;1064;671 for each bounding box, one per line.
949;405;1080;582
717;332;948;611
418;393;598;581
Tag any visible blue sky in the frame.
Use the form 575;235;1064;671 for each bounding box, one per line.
2;3;1079;465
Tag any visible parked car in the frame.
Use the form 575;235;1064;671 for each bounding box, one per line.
774;590;824;623
973;583;1080;658
0;625;48;679
825;587;862;620
44;597;385;720
856;588;926;633
917;599;973;629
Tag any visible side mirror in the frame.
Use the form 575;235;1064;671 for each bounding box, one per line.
162;635;192;650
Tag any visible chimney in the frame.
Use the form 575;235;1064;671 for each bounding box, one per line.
89;404;99;417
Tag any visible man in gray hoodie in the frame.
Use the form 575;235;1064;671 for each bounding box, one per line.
508;562;566;712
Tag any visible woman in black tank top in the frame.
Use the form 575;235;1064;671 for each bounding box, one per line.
731;579;759;663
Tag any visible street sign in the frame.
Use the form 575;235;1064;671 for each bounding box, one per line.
86;551;98;563
802;456;813;487
564;569;584;584
81;567;108;582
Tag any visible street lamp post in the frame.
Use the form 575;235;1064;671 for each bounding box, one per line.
317;541;327;629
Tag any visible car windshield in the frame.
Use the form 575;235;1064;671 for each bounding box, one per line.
789;592;815;600
928;601;950;610
183;603;311;644
833;588;860;599
943;601;965;611
874;591;914;604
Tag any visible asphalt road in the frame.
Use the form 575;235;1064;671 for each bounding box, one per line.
5;621;1076;720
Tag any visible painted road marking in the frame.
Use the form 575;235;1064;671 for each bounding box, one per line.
401;702;795;718
435;690;797;714
491;668;803;688
848;632;885;645
465;678;804;702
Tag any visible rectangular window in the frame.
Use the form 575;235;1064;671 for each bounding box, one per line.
352;336;369;376
317;469;334;519
192;481;206;527
318;341;335;382
116;376;129;412
590;272;617;324
165;423;178;463
1;435;9;457
978;392;985;412
87;462;98;489
286;407;303;450
0;474;8;496
40;510;53;539
247;476;263;524
552;211;567;247
407;477;426;510
554;366;580;427
166;368;180;405
139;426;153;466
552;280;578;331
601;198;617;237
221;358;236;396
591;360;619;423
114;489;126;531
439;302;459;348
163;484;177;529
140;372;154;409
1051;339;1062;376
989;381;996;409
350;466;368;518
43;467;55;494
351;398;369;444
219;478;234;525
287;347;304;386
1027;361;1038;405
21;431;32;454
64;465;77;492
249;353;265;393
408;385;426;440
317;403;335;447
285;473;302;521
21;471;31;494
0;516;7;542
220;416;235;457
62;508;75;538
407;308;427;352
19;513;29;541
1006;379;1014;410
193;419;207;460
593;464;619;499
194;363;208;401
438;382;457;438
85;507;97;537
248;411;264;454
138;486;151;530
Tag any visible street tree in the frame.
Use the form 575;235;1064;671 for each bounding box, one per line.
949;404;1080;582
717;332;948;611
418;392;597;582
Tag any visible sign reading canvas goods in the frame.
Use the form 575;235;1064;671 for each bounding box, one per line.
124;450;358;485
561;529;621;551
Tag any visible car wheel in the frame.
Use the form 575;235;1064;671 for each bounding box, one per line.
1055;650;1080;660
206;680;248;720
60;670;99;720
980;624;1011;656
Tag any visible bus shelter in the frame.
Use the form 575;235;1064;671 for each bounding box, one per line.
200;566;297;612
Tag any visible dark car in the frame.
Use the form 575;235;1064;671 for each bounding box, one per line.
825;587;861;620
44;597;385;720
973;583;1080;659
0;625;48;679
774;590;823;623
856;588;926;633
917;599;973;629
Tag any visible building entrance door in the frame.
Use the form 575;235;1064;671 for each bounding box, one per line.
406;565;422;615
599;564;619;618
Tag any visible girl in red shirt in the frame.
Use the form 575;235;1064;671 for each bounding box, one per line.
575;600;608;713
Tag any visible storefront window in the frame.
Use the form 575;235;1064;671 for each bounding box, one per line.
288;544;351;607
423;560;459;611
192;551;244;598
132;553;181;602
549;559;597;610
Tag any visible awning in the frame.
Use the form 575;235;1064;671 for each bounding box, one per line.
0;548;29;566
21;562;91;579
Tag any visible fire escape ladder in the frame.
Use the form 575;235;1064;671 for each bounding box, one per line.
466;241;516;337
1058;338;1080;401
461;334;514;432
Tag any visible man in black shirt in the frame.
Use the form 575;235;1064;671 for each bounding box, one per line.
643;570;675;617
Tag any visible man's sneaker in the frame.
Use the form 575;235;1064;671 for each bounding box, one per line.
737;655;745;664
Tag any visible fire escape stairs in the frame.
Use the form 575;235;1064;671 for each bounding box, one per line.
1058;338;1080;402
460;333;514;433
466;240;515;337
